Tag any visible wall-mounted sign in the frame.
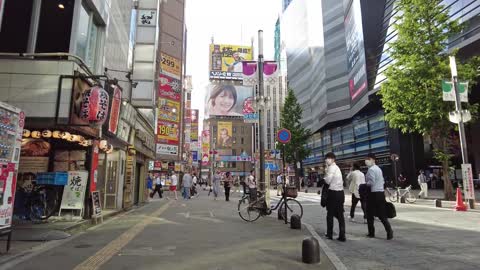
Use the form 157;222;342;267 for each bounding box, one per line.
156;144;178;155
160;53;181;79
138;10;157;26
108;86;122;134
158;73;181;101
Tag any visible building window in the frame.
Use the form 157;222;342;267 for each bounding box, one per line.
75;3;102;71
213;126;217;133
232;149;237;156
233;127;237;133
241;126;245;133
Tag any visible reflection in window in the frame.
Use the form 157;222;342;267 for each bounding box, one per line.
75;3;101;70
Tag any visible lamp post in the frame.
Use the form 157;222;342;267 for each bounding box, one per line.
257;30;266;193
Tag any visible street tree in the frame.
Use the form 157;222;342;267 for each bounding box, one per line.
280;88;311;188
379;0;480;200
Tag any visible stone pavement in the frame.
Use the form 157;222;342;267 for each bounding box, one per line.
1;190;335;270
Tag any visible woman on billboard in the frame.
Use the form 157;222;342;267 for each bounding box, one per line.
207;85;243;116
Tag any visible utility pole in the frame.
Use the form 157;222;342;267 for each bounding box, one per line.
258;30;265;192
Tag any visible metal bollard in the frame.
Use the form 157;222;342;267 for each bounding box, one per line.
435;199;442;208
302;237;320;264
400;196;406;203
290;214;301;229
278;209;283;220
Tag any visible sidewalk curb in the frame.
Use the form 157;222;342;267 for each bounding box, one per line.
304;223;348;270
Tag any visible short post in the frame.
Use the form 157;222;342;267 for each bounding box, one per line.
400;196;406;204
302;237;320;264
291;214;301;229
435;199;442;208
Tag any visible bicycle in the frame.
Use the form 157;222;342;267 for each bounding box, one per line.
238;187;303;222
18;179;60;221
386;185;416;203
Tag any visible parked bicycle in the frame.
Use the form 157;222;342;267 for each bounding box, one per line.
386;185;416;203
20;184;60;221
238;187;303;222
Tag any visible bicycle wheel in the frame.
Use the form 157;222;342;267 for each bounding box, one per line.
30;186;57;220
238;197;261;222
405;191;417;203
388;191;398;203
279;198;303;222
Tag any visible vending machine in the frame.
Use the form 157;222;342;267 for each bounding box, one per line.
0;101;24;235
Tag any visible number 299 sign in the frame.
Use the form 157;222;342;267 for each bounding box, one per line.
160;53;181;79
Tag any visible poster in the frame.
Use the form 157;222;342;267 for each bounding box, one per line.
209;44;253;80
90;141;99;192
91;191;102;217
201;129;210;166
205;84;253;117
217;122;233;148
192;151;198;162
156;143;178;155
461;164;475;200
157;98;180;123
158;73;181;101
160;53;181;79
191;109;199;141
60;171;88;210
242;96;258;123
156;120;179;144
344;0;368;101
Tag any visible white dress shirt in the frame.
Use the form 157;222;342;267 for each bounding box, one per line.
324;163;344;191
347;170;365;198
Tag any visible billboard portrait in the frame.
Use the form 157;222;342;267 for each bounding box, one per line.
210;44;253;80
156;120;179;144
157;98;180;123
201;129;210;166
158;73;181;101
217;122;233;148
205;84;253;117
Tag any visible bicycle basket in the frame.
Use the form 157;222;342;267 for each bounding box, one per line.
285;187;298;198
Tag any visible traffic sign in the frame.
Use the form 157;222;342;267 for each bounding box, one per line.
277;128;291;144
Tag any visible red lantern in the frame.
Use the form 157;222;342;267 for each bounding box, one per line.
79;86;109;124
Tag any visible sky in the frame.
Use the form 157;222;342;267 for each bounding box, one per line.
185;0;282;130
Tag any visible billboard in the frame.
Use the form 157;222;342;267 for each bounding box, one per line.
205;84;253;118
156;120;179;144
201;129;210;166
217;122;233;148
158;74;181;101
160;53;181;79
191;109;199;141
344;0;368;101
157;98;180;123
156;143;178;155
209;44;253;80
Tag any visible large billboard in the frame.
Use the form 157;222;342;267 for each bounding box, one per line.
344;0;368;101
157;98;180;123
201;129;210;166
156;120;179;144
191;109;199;141
160;53;181;79
205;84;253;118
158;74;181;101
217;122;233;148
209;44;253;80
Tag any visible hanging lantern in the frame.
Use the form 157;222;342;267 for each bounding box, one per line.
79;86;109;125
42;130;52;138
67;134;78;142
99;140;108;150
31;131;41;138
61;131;71;139
106;144;114;154
78;136;85;143
23;129;31;138
52;131;62;139
85;140;93;146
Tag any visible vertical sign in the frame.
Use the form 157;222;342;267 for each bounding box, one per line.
108;87;122;134
90;141;99;192
461;164;475;200
60;171;88;211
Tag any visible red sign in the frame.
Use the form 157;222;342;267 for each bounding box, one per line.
89;141;99;192
108;87;122;134
158;73;181;101
80;86;109;124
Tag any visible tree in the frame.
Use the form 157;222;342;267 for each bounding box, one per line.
379;0;479;200
280;88;311;188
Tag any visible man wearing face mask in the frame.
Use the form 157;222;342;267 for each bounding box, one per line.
365;153;393;240
323;152;346;242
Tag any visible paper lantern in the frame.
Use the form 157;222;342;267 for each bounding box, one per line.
67;134;78;142
78;136;85;143
79;86;109;124
106;144;114;154
61;132;71;139
85;140;93;146
31;131;41;138
23;129;31;138
99;140;108;150
42;130;52;138
52;131;62;139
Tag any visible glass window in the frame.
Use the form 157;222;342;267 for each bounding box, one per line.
241;137;244;144
75;3;101;70
76;5;89;61
342;125;354;143
322;131;331;147
355;141;369;152
369;114;385;131
371;137;387;149
354;121;368;139
233;127;237;133
332;128;342;146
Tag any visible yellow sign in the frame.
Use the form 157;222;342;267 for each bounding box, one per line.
157;98;180;123
160;53;181;79
209;44;253;80
217;121;233;148
156;120;179;143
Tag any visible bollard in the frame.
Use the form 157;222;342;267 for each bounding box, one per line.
305;189;308;193
278;209;283;220
400;196;406;203
302;237;320;264
291;214;301;229
435;199;442;208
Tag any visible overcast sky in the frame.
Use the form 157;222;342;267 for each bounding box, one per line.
185;0;282;129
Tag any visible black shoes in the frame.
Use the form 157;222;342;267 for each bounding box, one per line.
366;234;375;238
337;237;346;242
324;234;333;240
387;231;394;240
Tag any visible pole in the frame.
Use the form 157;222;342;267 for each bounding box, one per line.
258;30;265;193
282;144;287;224
450;56;474;208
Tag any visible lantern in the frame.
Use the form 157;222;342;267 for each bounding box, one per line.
42;130;52;138
61;132;71;139
67;134;78;142
52;131;62;139
78;136;85;143
23;129;31;138
31;131;41;138
99;140;108;150
106;144;114;154
85;140;93;146
79;86;109;124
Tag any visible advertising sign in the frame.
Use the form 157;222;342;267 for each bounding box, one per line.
191;109;199;141
242;96;258;123
138;10;157;26
157;98;180;123
156;120;179;144
209;44;253;80
90;141;99;192
242;61;258;86
160;53;181;79
201;129;210;166
0;163;16;230
263;61;279;87
192;151;199;162
60;171;88;211
217;122;233;148
461;163;475;200
108;86;122;134
344;0;368;101
156;143;178;155
205;84;253;117
91;191;102;217
442;80;468;102
158;73;181;101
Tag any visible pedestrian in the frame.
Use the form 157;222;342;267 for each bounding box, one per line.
147;173;153;197
232;176;241;194
347;162;366;223
365;153;393;240
151;174;163;199
212;171;221;200
276;173;283;196
181;170;193;200
323;152;346;242
418;170;428;198
191;173;198;197
168;172;178;200
398;173;407;188
224;172;233;201
247;169;257;202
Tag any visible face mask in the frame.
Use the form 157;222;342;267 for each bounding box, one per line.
365;159;373;167
326;158;334;166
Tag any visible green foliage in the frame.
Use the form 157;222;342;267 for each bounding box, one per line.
279;88;311;164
